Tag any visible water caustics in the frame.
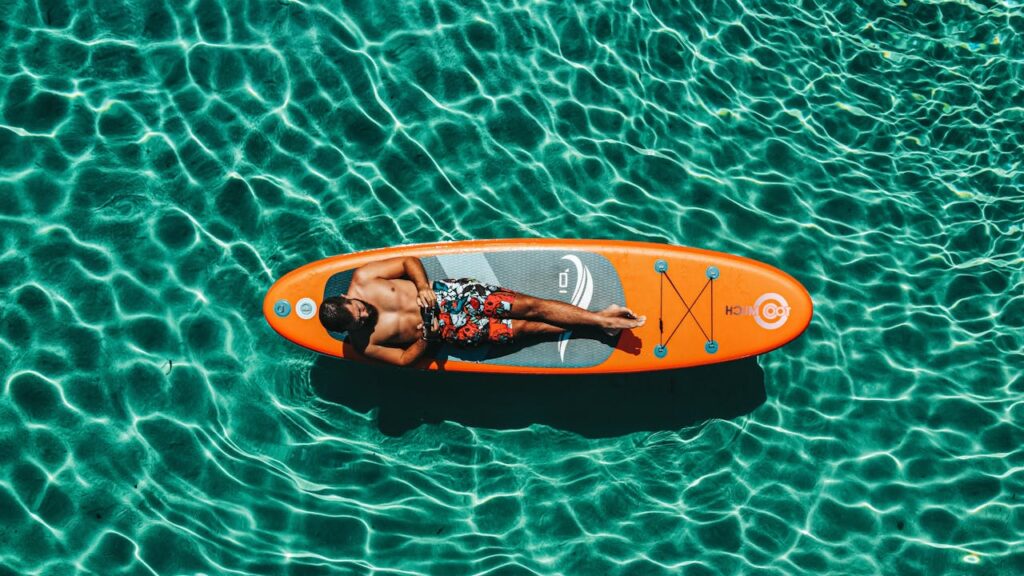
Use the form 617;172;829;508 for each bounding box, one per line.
0;0;1021;574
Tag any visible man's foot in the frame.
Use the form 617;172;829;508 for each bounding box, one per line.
599;304;646;335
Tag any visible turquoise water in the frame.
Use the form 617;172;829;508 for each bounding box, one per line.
1;0;1022;573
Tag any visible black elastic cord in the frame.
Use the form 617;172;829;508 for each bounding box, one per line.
658;272;664;345
681;279;711;342
662;275;713;346
664;273;685;304
710;278;714;342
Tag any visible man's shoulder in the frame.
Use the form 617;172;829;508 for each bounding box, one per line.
346;274;383;295
349;270;386;286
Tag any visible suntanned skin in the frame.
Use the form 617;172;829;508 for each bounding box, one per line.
341;257;645;367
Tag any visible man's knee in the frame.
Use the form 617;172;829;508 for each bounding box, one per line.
510;293;538;318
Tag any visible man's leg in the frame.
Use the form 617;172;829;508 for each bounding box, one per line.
510;319;565;338
507;292;645;331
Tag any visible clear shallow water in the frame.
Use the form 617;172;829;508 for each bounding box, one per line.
1;0;1022;573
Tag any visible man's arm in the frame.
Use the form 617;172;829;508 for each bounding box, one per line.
352;257;429;288
352;256;436;309
362;339;429;367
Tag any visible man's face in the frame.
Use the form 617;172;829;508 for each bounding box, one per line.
346;299;372;329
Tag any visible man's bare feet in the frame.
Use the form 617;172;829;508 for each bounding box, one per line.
599;304;646;335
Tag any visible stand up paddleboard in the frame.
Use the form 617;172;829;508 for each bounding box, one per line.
263;239;812;374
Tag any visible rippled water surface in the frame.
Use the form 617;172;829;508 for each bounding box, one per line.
1;0;1022;573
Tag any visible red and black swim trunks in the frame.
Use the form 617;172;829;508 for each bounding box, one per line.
432;279;516;346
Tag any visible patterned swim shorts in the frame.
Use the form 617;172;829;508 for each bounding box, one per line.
432;279;516;346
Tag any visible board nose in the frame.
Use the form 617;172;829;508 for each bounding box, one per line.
788;279;814;336
263;283;292;326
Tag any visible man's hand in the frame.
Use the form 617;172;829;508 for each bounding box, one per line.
417;287;436;309
416;315;440;341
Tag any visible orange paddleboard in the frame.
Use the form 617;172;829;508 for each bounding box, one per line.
263;239;813;374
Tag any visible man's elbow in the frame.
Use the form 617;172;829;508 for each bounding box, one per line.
398;346;427;367
370;355;408;367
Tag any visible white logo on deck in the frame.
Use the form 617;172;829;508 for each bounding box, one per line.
558;255;593;362
753;293;790;330
725;293;791;330
754;293;790;330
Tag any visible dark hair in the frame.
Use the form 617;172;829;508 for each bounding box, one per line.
319;296;355;331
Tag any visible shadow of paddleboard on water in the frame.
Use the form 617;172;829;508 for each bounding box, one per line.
310;356;766;438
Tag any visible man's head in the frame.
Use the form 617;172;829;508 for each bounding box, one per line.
319;296;374;332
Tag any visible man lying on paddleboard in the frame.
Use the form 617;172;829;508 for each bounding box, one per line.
317;257;645;366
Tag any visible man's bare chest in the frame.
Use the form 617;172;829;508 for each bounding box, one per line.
356;279;419;344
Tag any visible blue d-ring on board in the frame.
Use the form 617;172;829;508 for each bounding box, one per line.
706;266;720;279
274;299;291;318
705;341;719;354
655;259;668;273
654;344;668;358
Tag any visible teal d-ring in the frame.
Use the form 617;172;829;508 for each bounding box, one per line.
274;299;291;318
